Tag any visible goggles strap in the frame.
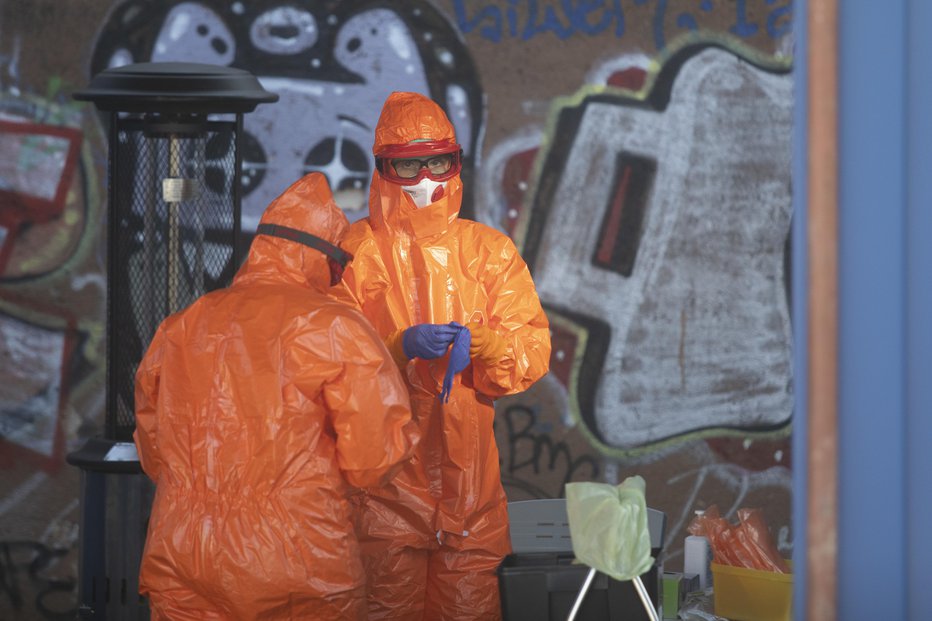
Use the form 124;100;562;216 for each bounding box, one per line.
256;223;353;267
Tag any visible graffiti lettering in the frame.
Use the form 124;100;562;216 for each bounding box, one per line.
729;0;795;39
764;0;793;39
453;0;793;49
0;540;75;620
654;0;793;50
501;404;599;490
453;0;626;42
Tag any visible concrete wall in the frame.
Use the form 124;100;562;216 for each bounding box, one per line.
0;0;794;617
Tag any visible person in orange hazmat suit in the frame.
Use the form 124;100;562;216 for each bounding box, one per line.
133;172;419;621
335;91;552;620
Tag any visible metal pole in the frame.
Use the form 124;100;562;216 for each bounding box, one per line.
144;128;157;338
193;135;204;294
167;135;180;314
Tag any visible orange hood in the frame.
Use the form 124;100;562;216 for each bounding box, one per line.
372;91;457;155
369;92;463;239
235;172;349;290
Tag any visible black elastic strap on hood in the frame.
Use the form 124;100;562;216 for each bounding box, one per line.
255;223;353;267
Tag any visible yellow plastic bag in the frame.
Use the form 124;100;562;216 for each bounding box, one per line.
565;475;654;581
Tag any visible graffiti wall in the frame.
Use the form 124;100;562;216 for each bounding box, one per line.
0;0;793;617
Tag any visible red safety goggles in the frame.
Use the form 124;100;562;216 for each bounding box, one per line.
376;140;463;186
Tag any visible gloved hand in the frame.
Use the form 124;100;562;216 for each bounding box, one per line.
440;324;471;403
466;321;507;364
402;322;462;360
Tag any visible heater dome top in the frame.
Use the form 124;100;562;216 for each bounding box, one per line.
74;62;279;114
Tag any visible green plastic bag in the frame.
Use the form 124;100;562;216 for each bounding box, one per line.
565;475;654;581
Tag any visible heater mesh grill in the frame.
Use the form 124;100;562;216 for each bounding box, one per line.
108;119;240;440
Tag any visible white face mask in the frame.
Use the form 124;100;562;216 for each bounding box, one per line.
402;177;447;208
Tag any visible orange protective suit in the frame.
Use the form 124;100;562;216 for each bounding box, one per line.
133;172;417;621
337;92;552;620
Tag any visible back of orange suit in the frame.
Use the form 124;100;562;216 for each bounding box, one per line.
337;92;552;620
133;172;418;620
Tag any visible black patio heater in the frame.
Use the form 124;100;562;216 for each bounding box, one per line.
66;62;277;620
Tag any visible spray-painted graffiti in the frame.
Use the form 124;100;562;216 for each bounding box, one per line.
0;491;79;620
0;119;82;275
0;94;97;282
0;86;105;470
91;0;485;228
0;313;72;471
513;42;794;455
476;36;794;566
0;540;76;620
498;402;600;498
0;32;104;616
452;0;793;48
453;0;628;41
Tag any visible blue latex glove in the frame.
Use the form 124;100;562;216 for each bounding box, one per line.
440;323;471;403
402;322;461;360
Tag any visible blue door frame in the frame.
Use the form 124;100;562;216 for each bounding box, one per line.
793;1;932;619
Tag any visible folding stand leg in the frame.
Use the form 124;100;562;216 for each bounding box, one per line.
567;567;597;621
632;575;660;621
566;570;660;621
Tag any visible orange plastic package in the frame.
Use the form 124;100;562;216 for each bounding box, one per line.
688;505;789;573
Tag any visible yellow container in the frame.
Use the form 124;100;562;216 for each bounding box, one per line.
711;562;793;621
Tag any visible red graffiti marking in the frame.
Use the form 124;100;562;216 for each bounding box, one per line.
0;120;83;274
606;67;647;90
